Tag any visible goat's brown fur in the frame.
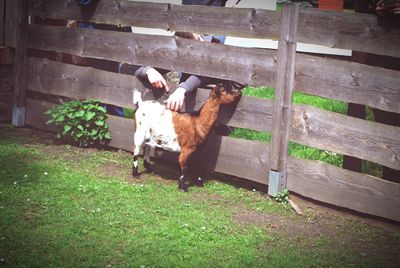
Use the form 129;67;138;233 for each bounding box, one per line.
172;85;241;175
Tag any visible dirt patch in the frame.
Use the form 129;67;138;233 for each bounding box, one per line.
233;204;400;267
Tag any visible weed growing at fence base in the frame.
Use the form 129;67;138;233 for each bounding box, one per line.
1;124;399;268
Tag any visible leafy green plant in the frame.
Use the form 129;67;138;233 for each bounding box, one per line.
45;100;111;147
273;189;290;204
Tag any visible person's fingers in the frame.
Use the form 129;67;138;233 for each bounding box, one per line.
161;79;169;92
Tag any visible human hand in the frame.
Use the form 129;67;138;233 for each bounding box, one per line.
145;68;169;92
164;87;187;111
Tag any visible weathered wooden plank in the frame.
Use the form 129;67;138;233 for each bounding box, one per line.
27;57;144;109
25;98;56;132
269;4;299;194
28;0;280;40
298;8;400;58
27;57;273;132
291;104;400;170
295;53;400;114
154;134;271;185
287;156;400;222
107;115;134;152
4;0;18;47
0;0;5;45
27;24;277;87
29;1;400;58
194;88;273;132
26;97;270;184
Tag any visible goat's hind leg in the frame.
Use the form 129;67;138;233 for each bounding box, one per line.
132;130;145;178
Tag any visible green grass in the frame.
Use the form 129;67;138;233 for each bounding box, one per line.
1;125;399;267
230;87;384;174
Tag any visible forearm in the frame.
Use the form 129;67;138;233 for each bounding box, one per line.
178;75;203;93
134;66;152;79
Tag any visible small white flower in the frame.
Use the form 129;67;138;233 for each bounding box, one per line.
252;189;256;192
44;172;48;176
24;174;28;178
13;181;17;185
106;265;112;268
0;206;3;209
201;226;206;230
27;199;30;202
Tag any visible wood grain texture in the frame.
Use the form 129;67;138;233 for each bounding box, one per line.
295;53;400;114
298;8;400;58
270;4;299;173
27;57;144;109
291;104;400;170
4;0;18;47
154;134;271;185
26;57;273;132
25;98;56;132
28;0;280;39
287;156;400;222
28;1;400;58
27;24;277;87
194;88;273;132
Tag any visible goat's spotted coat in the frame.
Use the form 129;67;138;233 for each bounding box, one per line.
132;84;243;191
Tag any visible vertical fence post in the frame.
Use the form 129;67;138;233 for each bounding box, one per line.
11;0;28;127
268;4;299;196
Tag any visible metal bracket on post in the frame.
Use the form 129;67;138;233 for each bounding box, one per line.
268;170;286;196
12;105;25;127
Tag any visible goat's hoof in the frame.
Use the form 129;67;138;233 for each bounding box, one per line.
194;177;204;187
143;161;154;173
132;169;139;178
178;180;188;192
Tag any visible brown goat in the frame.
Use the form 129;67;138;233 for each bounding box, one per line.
132;82;243;191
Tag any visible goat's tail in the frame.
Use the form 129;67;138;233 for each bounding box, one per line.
132;89;142;109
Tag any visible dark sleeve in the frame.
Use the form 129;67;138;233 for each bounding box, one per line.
134;66;152;79
178;75;203;93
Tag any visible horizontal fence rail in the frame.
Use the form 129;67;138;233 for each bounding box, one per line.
291;104;400;170
28;24;277;87
295;53;400;114
29;0;400;58
25;97;271;185
287;157;400;222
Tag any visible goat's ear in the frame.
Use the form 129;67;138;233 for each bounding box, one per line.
211;85;222;98
232;82;247;90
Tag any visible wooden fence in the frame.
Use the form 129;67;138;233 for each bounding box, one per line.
11;0;400;222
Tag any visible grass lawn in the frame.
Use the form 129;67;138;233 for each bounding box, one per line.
1;124;399;267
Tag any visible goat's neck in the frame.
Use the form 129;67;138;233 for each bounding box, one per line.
196;98;221;137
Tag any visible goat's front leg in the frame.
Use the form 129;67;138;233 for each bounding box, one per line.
143;145;154;174
178;148;195;192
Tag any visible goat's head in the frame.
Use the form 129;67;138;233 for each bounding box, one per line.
210;81;245;104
